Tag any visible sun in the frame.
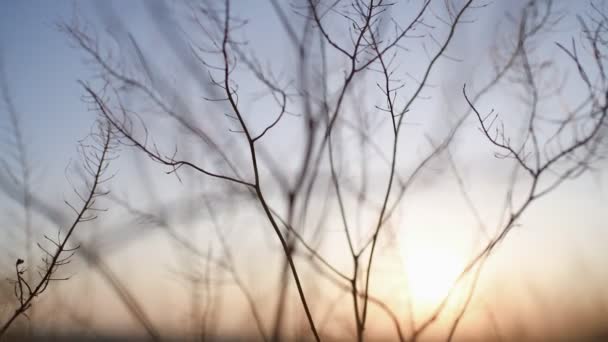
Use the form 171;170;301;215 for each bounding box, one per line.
400;235;466;308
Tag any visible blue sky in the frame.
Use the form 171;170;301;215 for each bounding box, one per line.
0;1;291;180
1;1;94;183
0;0;593;173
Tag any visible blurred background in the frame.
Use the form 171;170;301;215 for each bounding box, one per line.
1;0;608;341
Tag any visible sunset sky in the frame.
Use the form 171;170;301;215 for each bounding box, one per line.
1;1;608;341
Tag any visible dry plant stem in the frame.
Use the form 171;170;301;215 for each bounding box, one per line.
268;203;405;340
356;2;548;339
441;3;558;338
410;78;608;341
305;1;434;340
0;124;113;339
60;24;246;184
322;35;362;342
108;159;268;339
266;14;313;340
302;251;406;342
217;3;319;340
360;0;474;333
445;253;487;342
81;3;321;340
82;85;253;189
299;0;431;226
56;1;607;341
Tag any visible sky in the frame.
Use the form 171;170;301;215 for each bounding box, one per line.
0;0;594;172
1;2;93;169
1;1;608;341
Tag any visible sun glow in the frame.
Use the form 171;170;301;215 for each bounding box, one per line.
401;233;467;308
